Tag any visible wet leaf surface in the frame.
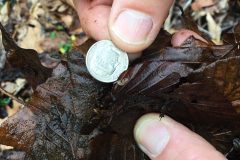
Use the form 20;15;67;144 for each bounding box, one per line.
113;30;240;158
0;24;239;159
0;22;53;89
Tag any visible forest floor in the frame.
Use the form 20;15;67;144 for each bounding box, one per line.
0;0;239;159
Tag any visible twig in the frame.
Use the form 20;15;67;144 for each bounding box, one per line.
182;0;192;11
0;86;26;106
225;147;233;157
213;131;232;136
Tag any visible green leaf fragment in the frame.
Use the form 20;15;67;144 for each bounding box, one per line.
59;42;72;54
70;35;76;42
0;97;11;108
56;25;64;31
50;31;57;39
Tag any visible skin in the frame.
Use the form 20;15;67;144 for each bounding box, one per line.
73;0;226;159
73;0;173;52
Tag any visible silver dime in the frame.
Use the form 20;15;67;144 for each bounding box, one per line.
86;40;129;83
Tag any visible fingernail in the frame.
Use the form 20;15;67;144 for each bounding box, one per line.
134;114;170;158
111;9;153;45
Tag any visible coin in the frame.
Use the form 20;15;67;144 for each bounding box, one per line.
86;40;129;83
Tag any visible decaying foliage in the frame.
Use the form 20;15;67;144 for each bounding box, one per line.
0;20;240;160
166;0;240;44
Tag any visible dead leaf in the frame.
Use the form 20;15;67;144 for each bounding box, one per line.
206;13;222;44
0;22;52;89
0;2;10;25
112;33;240;155
0;21;240;159
192;0;215;11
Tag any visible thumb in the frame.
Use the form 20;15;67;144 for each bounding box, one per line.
134;113;226;160
108;0;174;53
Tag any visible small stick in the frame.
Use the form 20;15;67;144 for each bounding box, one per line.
0;87;26;106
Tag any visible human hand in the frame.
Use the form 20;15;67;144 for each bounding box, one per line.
73;0;174;53
133;31;223;160
134;113;226;160
73;1;224;159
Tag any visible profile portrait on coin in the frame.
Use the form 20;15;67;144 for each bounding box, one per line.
91;46;120;76
86;40;129;83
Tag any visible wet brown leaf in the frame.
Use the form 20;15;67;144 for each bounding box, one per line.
113;61;192;98
0;24;240;159
186;56;240;114
89;133;146;160
0;22;52;89
112;32;240;156
0;51;110;159
0;107;36;151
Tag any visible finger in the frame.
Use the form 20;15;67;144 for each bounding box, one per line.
134;113;226;160
109;0;174;53
171;29;208;47
73;0;112;40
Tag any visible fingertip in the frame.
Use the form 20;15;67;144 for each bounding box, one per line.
73;0;111;41
109;9;156;53
109;0;174;53
134;113;226;160
171;29;208;47
134;113;170;159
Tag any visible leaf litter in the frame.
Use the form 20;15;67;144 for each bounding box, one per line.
0;0;240;159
